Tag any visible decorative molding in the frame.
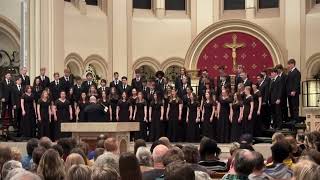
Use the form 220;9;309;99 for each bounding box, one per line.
161;57;185;71
83;54;108;78
64;52;84;75
0;15;20;50
132;56;161;73
185;19;284;71
306;52;320;79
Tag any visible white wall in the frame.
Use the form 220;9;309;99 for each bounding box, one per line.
0;0;21;28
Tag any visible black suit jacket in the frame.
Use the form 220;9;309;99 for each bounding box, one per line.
142;86;150;100
258;79;269;104
49;81;63;101
131;78;143;92
0;79;14;102
11;85;24;107
36;76;50;89
110;80;122;88
175;75;191;89
81;81;97;94
118;85;132;96
178;86;189;99
278;73;288;100
84;103;106;122
286;68;301;95
98;86;110;97
73;84;84;102
60;76;74;93
269;77;282;104
18;74;30;86
217;81;231;97
235;75;243;91
243;79;252;87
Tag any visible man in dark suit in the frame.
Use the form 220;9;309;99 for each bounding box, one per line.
216;66;230;87
240;72;252;87
286;59;301;123
11;76;24;133
0;72;13;120
141;79;150;99
81;73;97;94
175;67;191;90
98;79;109;97
49;72;63;102
18;67;30;86
84;96;106;122
60;68;74;93
119;76;132;96
275;64;288;122
35;67;50;89
257;73;270;129
73;76;84;102
235;65;244;92
178;76;190;98
269;68;283;130
199;69;214;97
110;72;122;89
131;69;143;92
217;75;231;97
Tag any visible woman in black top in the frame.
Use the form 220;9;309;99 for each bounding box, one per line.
230;92;243;142
109;87;119;121
117;92;132;122
134;91;148;140
252;84;262;137
166;87;182;142
186;92;200;142
76;92;88;122
32;78;43;105
130;88;138;121
37;90;51;138
201;91;216;139
99;90;112;121
149;92;164;141
242;86;254;135
53;91;73;140
216;89;232;143
21;85;37;138
68;88;76;122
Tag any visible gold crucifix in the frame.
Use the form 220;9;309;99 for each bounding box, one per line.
224;34;246;67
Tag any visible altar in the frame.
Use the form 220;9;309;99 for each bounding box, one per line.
61;122;140;153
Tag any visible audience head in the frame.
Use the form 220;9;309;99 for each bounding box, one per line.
39;137;52;149
231;149;255;176
32;147;46;166
230;142;240;155
239;134;253;145
4;168;25;180
94;152;119;173
164;161;195;180
182;145;200;164
0;145;12;172
94;148;105;161
152;145;169;168
134;139;146;155
239;143;255;151
292;160;320;180
51;144;64;158
57;138;76;158
272;132;285;144
136;147;152;167
26;138;39;156
67;164;92;180
65;153;85;172
303;149;320;165
199;137;221;161
305;131;320;151
163;147;185;167
119;152;142;180
9;169;41;180
104;137;118;153
1;160;22;179
251;151;265;172
10;147;21;162
91;165;119;180
37;149;65;180
271;141;291;163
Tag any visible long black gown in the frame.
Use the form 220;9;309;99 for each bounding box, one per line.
53;99;71;140
38;99;51;138
217;97;232;143
202;100;215;139
129;97;137;140
78;102;88;122
101;100;111;121
110;95;118;121
135;100;147;140
21;94;36;138
150;101;163;141
186;101;200;142
117;100;131;122
230;102;243;142
163;96;169;137
242;95;254;135
167;98;182;142
253;91;262;136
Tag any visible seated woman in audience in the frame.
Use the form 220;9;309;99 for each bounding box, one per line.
67;164;92;180
91;165;120;180
119;152;142;180
37;149;66;180
65;153;85;172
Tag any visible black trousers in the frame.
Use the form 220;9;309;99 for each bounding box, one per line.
281;96;288;122
13;107;22;135
271;103;282;129
288;95;299;123
261;104;271;130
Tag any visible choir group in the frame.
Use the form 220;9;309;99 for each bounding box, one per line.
0;59;301;143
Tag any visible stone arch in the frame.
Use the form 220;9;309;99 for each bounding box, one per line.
83;54;108;79
306;53;320;79
132;57;161;73
185;19;284;70
65;53;84;77
0;15;20;49
161;57;185;72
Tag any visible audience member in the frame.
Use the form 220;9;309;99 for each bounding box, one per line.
31;147;46;172
163;147;185;167
119;152;142;180
182;145;208;173
134;139;147;155
4;167;25;180
88;139;105;160
104;137;118;154
271;132;285;144
292;159;320;180
142;145;169;180
164;161;195;180
222;149;255;180
248;152;269;180
159;137;171;148
305;131;320;151
94;152;119;173
91;165;119;180
70;148;90;166
1;160;22;180
9;170;41;180
65;153;85;172
93;148;105;161
239;134;254;145
302;149;320;165
67;164;92;180
21;138;38;170
10;147;22;162
37;149;66;180
57;138;76;161
39;137;53;149
136;147;152;172
51;144;64;158
0;145;12;174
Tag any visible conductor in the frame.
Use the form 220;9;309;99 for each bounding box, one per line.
84;96;107;122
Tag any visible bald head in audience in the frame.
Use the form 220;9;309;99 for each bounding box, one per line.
152;145;169;169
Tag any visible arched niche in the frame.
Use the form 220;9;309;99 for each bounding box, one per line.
306;53;320;79
84;54;108;80
132;57;161;75
65;53;84;77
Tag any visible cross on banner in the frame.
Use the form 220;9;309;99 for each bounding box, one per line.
224;34;246;68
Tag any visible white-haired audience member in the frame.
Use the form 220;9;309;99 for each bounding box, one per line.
136;146;153;173
1;160;22;180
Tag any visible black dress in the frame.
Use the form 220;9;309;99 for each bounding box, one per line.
242;95;254;135
230;102;243;142
135;100;147;140
32;86;43;105
78;102;88;122
110;95;119;121
167;98;182;142
186;101;200;142
101;100;111;121
38;99;51;138
202;101;215;139
130;97;137;120
217;97;232;143
21;94;36;138
117;100;131;122
163;96;169;137
253;91;262;136
53;99;71;140
150;101;163;141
